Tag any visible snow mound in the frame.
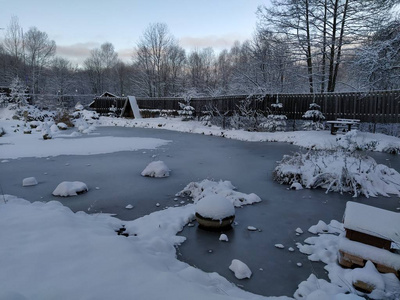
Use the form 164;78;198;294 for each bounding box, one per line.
177;179;261;207
219;234;229;242
141;161;170;178
345;261;385;292
274;150;400;198
52;181;88;197
195;195;235;220
22;177;38;187
229;259;252;279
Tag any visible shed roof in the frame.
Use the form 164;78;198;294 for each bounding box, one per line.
343;201;400;243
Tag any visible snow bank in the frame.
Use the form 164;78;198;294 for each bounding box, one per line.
229;259;252;279
195;195;235;220
95;116;400;154
141;160;170;178
0;196;284;300
177;179;261;207
52;181;88;196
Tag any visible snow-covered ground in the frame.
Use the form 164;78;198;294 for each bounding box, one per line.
1;106;400;299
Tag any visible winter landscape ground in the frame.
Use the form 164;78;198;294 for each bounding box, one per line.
1;105;400;300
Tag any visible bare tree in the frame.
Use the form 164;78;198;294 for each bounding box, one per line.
84;42;118;94
258;0;398;92
133;23;185;97
3;16;25;81
24;27;56;94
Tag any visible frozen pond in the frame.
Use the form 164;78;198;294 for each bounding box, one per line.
1;126;399;297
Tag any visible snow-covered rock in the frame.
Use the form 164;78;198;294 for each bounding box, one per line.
57;122;68;130
22;177;38;187
177;179;261;207
229;259;252;279
141;161;170;178
195;195;235;220
219;234;229;242
52;181;88;197
290;182;303;190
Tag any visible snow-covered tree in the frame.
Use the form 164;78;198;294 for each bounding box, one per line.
259;101;287;132
302;102;325;130
9;76;28;107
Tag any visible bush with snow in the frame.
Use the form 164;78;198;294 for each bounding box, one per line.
302;102;325;131
52;181;88;197
274;150;400;197
176;179;261;207
141;161;170;178
0;127;5;137
259;114;287;132
178;102;195;121
229;259;252;279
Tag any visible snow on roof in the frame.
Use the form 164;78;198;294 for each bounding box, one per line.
99;92;118;98
343;201;400;243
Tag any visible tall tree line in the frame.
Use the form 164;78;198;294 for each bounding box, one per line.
1;5;399;104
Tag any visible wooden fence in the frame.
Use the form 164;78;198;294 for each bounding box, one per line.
92;90;400;123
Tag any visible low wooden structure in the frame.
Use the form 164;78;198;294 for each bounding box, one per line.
338;202;400;278
326;118;360;135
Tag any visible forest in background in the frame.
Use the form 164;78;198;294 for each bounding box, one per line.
0;0;399;100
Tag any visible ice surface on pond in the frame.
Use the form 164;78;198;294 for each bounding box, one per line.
195;195;235;220
22;177;38;187
52;181;88;197
141;161;170;178
229;259;252;279
177;179;261;207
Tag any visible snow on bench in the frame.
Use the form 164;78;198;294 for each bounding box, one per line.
326;118;360;135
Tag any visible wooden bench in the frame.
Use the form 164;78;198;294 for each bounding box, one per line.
326;119;360;135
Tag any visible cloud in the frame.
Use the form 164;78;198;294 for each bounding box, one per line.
56;42;100;65
179;33;249;51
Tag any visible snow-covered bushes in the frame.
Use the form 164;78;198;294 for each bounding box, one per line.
274;150;400;197
259;114;287;132
302;102;325;130
178;102;195;121
336;130;378;152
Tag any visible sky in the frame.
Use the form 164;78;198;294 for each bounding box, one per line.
0;0;269;66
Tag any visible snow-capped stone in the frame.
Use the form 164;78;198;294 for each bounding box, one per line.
290;182;303;190
57;122;68;130
219;234;229;242
247;226;257;231
275;244;285;249
195;195;235;220
229;259;252;279
22;177;38;187
52;181;88;197
288;247;295;252
141;161;170;178
296;227;304;234
125;204;134;209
